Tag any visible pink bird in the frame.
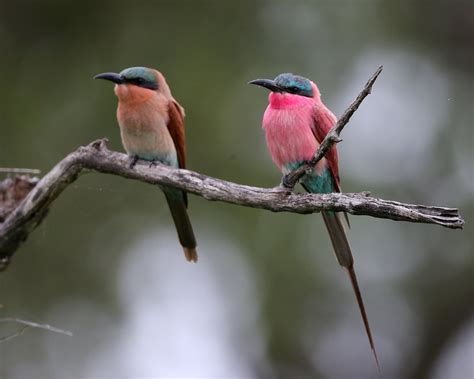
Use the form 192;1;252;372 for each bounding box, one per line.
250;73;379;369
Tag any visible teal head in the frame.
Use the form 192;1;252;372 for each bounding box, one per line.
94;66;159;90
249;73;314;98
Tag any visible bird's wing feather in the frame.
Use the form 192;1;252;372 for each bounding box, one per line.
311;105;341;192
166;100;186;169
166;100;188;206
311;104;350;227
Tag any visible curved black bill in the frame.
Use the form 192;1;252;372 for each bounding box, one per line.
248;79;282;93
94;72;124;84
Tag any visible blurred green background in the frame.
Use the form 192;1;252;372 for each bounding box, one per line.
1;1;473;378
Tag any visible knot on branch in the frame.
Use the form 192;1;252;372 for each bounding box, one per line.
89;138;109;151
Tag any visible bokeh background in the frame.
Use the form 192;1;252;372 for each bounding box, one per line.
1;1;473;378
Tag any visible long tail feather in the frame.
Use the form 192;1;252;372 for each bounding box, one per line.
164;189;198;262
346;265;380;372
322;211;380;371
322;212;352;267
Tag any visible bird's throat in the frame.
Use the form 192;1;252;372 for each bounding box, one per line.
269;92;314;109
115;84;156;104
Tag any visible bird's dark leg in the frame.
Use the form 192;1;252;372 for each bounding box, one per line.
281;173;296;189
281;161;315;189
128;155;139;169
148;160;158;168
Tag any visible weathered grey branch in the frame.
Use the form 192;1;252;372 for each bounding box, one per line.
0;168;41;175
0;317;72;343
283;66;383;188
0;138;464;271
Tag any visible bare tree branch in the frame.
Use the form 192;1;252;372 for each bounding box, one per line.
0;325;29;343
283;66;383;188
0;317;72;343
0;138;464;271
0;168;41;175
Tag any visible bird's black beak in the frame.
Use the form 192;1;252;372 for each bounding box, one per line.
248;79;282;93
94;72;124;84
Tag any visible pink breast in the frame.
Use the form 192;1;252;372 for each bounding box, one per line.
263;95;321;173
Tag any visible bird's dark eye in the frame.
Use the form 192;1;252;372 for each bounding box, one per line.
128;77;145;86
126;76;158;90
289;86;299;93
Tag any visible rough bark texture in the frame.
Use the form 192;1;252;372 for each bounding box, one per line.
0;139;464;271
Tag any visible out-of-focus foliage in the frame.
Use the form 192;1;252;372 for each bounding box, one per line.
0;1;472;378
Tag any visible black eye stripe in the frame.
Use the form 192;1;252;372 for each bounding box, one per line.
125;77;158;90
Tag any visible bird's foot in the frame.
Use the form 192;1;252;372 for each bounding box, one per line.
128;155;139;169
148;160;161;168
281;173;296;189
272;183;292;195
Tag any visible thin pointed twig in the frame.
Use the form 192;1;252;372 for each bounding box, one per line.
0;325;30;343
0;168;41;175
282;66;383;189
0;317;73;343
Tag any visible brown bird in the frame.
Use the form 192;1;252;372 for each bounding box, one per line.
95;67;197;262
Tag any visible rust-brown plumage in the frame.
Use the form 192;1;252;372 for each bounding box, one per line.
95;67;198;262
